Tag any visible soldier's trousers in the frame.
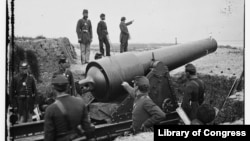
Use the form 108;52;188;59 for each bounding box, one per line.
120;40;128;53
80;43;90;64
99;37;110;56
19;113;32;123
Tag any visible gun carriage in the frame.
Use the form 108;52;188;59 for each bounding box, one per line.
10;38;218;140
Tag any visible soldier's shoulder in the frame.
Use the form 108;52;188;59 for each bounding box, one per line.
144;97;155;104
186;80;197;87
69;96;85;107
45;103;57;113
98;21;103;25
28;74;36;79
77;18;83;22
73;96;85;103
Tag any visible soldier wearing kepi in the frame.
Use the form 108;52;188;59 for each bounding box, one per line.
181;63;205;120
97;13;110;56
53;55;76;96
44;75;94;141
191;104;218;125
119;17;134;53
122;76;165;134
10;61;37;123
76;9;93;64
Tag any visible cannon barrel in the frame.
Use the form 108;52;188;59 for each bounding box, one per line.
80;38;217;102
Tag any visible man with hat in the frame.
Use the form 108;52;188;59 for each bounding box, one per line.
119;17;134;53
191;104;218;125
97;13;110;57
10;61;37;123
181;63;206;120
76;9;93;64
121;76;165;134
44;75;94;141
52;54;76;96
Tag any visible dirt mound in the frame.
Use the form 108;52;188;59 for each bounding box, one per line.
14;37;77;95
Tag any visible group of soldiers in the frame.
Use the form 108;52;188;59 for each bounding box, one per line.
10;55;76;123
10;56;217;141
76;9;134;64
9;8;217;141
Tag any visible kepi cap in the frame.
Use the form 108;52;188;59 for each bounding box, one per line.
51;75;68;85
100;13;105;17
185;63;196;74
197;104;216;124
83;9;88;14
121;17;126;21
134;76;150;87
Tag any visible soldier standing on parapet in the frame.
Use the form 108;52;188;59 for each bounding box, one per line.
53;55;76;96
10;61;37;123
97;13;111;57
119;17;134;53
76;9;93;64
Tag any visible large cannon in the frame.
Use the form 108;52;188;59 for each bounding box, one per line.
79;38;217;102
10;38;218;141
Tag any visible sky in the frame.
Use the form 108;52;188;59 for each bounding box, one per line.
13;0;244;46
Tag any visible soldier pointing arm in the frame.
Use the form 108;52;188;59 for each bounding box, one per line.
119;17;134;53
122;76;165;134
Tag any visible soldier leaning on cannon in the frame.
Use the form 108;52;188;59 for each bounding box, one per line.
10;61;38;123
53;55;76;96
122;76;165;134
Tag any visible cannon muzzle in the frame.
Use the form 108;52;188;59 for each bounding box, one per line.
80;38;218;102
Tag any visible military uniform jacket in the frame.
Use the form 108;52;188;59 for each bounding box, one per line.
119;21;132;43
123;85;165;132
10;73;37;114
181;78;205;120
53;69;76;96
132;94;165;132
97;20;108;40
76;18;93;44
44;95;93;141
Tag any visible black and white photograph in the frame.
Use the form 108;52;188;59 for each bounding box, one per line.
3;0;247;140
